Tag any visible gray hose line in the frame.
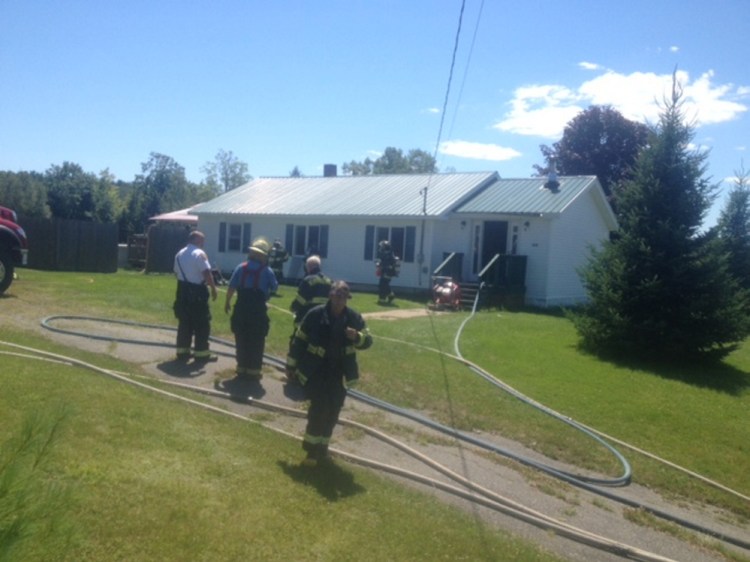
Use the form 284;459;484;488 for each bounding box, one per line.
36;316;750;551
453;288;750;504
0;343;678;562
39;314;630;486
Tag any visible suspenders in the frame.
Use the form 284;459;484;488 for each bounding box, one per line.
240;262;266;289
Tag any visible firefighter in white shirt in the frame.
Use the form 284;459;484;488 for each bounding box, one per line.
173;230;218;362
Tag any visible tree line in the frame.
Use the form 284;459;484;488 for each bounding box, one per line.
0;148;436;243
0;150;251;242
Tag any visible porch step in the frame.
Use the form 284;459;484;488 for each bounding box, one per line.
458;282;481;310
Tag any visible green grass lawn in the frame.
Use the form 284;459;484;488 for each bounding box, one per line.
1;268;749;560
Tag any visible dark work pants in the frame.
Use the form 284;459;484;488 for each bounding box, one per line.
233;321;267;372
176;300;211;353
303;376;347;459
378;276;392;299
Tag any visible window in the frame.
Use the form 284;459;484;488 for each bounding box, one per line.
228;224;242;252
218;222;252;253
364;225;416;263
286;223;329;257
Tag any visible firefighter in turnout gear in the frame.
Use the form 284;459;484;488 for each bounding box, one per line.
267;239;289;288
224;237;278;380
376;239;400;303
173;231;218;362
285;255;332;385
287;281;373;466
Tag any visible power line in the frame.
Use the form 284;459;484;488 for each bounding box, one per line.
431;0;467;165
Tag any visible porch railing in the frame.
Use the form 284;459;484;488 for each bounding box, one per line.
478;254;527;309
432;251;459;278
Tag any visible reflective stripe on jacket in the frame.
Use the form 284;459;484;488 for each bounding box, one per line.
287;302;372;386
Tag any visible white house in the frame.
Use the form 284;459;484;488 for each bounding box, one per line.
190;169;617;307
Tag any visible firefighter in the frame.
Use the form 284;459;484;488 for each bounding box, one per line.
285;255;332;385
376;240;400;303
267;239;289;288
173;230;218;362
224;237;278;380
287;281;373;466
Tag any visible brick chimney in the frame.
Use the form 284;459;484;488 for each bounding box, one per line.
323;164;337;177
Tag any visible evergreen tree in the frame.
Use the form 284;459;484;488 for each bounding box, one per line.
714;163;750;296
572;80;749;361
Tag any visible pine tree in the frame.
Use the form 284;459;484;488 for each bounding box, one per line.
572;79;749;361
715;164;750;297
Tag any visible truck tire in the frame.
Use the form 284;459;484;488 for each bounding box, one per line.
0;251;14;294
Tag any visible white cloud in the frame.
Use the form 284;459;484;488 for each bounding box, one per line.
579;61;600;71
683;71;748;125
440;140;521;161
423;107;441;114
578;70;677;123
493;84;584;138
494;69;749;139
670;46;680;53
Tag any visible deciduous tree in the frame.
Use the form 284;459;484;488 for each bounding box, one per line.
0;171;49;218
536;106;649;208
44;162;117;222
121;153;192;237
201;149;251;193
343;147;437;175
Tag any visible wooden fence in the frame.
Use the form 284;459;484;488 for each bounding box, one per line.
21;217;118;273
18;217;195;274
143;225;193;273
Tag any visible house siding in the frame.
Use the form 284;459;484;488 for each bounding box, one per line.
538;188;610;306
519;219;552;306
188;174;616;307
201;215;434;292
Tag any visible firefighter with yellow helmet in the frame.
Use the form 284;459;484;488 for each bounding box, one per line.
224;237;278;380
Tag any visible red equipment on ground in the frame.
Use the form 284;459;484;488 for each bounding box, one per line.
431;276;462;311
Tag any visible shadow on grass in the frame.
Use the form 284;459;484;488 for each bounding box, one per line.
156;359;236;379
156;358;215;378
277;459;365;502
214;377;267;400
578;346;750;395
282;381;307;402
512;305;750;395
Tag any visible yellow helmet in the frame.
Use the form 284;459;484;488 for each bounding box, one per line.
248;237;271;256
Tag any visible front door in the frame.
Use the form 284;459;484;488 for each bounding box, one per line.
481;221;508;269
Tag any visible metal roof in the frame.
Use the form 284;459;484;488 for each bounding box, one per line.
454;176;601;216
192;172;499;218
149;206;198;223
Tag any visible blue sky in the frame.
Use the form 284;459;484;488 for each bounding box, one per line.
1;0;748;226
